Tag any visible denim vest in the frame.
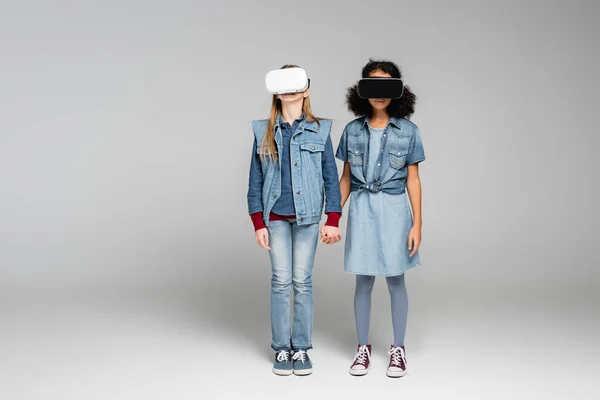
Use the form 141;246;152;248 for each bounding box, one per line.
336;116;425;195
251;118;333;226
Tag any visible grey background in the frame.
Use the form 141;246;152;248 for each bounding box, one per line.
1;1;598;399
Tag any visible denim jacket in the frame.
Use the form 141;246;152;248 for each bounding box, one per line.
247;117;342;226
335;116;425;194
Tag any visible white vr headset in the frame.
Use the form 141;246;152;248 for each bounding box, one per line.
265;67;310;95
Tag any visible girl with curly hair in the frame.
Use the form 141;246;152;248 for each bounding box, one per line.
335;59;426;377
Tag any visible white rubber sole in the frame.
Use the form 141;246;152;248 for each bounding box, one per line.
386;369;408;378
349;367;369;376
293;368;313;376
272;367;293;376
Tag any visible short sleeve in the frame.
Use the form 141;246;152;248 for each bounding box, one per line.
405;126;426;165
335;125;348;162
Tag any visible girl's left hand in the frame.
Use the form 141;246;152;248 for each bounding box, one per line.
408;226;422;257
320;225;341;245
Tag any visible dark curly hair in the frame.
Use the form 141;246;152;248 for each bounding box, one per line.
346;59;417;119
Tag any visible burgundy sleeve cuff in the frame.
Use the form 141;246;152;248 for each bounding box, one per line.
325;212;342;228
250;212;266;231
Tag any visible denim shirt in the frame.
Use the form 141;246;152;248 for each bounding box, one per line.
247;115;342;226
271;115;303;215
335;116;425;194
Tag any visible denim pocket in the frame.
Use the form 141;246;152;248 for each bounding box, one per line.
348;146;365;166
300;143;325;154
300;143;324;170
389;146;408;169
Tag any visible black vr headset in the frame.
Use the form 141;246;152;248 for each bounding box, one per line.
357;77;404;99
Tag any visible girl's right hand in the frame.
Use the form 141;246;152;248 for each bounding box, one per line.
320;225;341;245
255;228;271;250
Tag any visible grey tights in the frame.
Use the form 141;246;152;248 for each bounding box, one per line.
354;274;408;346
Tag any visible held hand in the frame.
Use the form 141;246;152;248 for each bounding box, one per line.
408;225;421;257
255;228;271;250
320;225;342;245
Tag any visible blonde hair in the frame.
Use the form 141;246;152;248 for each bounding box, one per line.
260;64;320;161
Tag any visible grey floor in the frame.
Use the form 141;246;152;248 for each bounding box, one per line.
2;282;598;400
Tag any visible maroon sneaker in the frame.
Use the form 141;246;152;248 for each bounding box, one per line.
387;345;407;377
349;344;371;376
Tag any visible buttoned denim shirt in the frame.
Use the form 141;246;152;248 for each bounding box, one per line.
270;115;303;215
335;116;425;194
247;116;342;226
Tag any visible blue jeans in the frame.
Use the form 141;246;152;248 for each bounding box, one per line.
267;219;320;351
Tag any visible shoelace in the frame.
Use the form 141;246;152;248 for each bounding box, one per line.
388;346;406;367
292;350;307;363
353;345;371;365
276;350;290;363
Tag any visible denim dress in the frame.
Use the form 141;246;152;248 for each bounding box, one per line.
336;118;425;276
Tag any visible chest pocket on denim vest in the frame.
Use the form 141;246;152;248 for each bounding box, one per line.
388;137;411;169
300;142;324;175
